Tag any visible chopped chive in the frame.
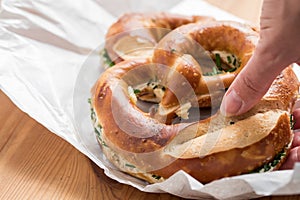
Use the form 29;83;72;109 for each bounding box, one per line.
125;163;136;168
94;127;101;137
152;174;161;180
103;49;115;67
91;111;96;121
171;48;176;53
213;67;218;74
203;67;223;76
250;147;287;173
272;159;279;166
147;79;153;86
88;98;92;104
215;53;221;68
101;141;108;147
226;67;237;73
90;106;96;121
233;58;237;66
133;89;141;94
290;114;295;129
263;164;271;171
227;56;232;64
94;123;108;147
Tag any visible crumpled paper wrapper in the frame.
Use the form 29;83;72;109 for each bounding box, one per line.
0;0;299;199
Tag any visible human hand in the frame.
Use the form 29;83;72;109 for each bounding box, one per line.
220;0;300;117
280;108;300;169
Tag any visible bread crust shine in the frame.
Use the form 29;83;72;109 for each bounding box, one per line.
105;12;214;63
91;60;298;183
92;13;299;184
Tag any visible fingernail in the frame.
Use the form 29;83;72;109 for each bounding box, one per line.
220;89;243;117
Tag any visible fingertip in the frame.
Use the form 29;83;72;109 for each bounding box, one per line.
292;130;300;148
292;109;300;130
280;147;300;170
220;89;243;117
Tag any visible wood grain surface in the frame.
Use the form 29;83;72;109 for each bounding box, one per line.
1;1;300;199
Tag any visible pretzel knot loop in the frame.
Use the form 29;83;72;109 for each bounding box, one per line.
91;13;298;184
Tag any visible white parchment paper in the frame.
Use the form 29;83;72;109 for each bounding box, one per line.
1;0;299;199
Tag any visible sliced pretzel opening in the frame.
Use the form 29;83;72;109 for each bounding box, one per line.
92;16;299;184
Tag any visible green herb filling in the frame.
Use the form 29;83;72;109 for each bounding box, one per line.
152;174;161;180
102;49;115;67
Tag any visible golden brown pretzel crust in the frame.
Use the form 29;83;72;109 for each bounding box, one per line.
153;21;258;109
152;113;291;183
92;64;298;184
92;15;299;184
105;12;214;63
92;58;183;153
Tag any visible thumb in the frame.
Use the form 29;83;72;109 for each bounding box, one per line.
220;0;300;117
220;46;287;117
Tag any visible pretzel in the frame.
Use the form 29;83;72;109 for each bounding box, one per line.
152;21;259;120
91;16;299;184
105;12;213;63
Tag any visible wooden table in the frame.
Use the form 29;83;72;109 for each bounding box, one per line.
0;1;299;199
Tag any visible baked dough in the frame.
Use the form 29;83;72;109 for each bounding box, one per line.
105;12;213;63
92;13;299;184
